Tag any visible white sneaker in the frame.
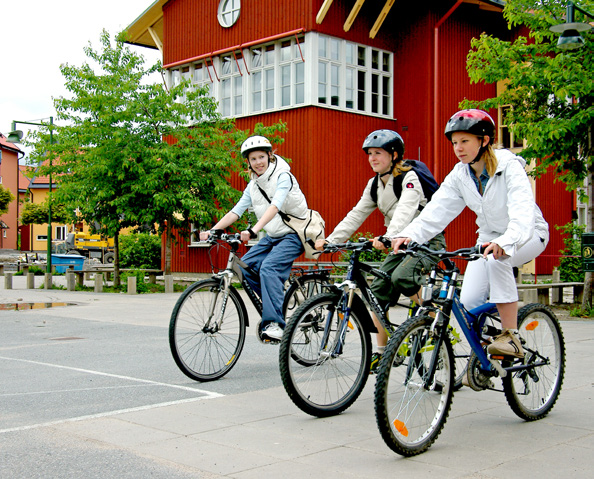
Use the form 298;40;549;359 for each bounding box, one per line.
263;323;284;341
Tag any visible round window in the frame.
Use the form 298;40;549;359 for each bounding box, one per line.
217;0;241;28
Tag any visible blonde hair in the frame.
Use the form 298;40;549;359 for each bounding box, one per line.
481;144;498;177
392;153;411;177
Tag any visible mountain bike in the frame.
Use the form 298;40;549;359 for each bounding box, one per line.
279;237;472;417
169;232;330;382
278;238;430;416
374;243;565;456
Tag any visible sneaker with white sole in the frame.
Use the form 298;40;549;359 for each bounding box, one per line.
262;323;284;341
487;329;524;358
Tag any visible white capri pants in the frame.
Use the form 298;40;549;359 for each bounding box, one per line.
460;233;549;309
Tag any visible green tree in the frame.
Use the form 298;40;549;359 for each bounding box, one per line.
30;30;266;285
0;185;14;215
463;0;594;306
20;200;74;226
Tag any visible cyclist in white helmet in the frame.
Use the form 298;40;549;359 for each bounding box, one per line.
393;109;549;360
200;135;309;342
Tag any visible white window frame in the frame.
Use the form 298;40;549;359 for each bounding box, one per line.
498;105;524;150
166;32;393;120
55;225;67;241
217;0;241;28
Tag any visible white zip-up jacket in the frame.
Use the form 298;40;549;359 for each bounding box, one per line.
327;169;427;244
399;149;549;256
250;155;309;238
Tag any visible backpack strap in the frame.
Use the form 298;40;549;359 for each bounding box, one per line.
255;183;291;222
370;174;380;204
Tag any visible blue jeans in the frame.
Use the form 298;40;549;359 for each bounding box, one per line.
240;233;304;328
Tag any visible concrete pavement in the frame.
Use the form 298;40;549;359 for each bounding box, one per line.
1;274;594;478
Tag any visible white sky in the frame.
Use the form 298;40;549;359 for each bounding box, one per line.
0;0;161;159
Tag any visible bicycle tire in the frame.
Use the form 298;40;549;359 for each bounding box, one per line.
169;278;247;382
282;272;329;320
502;303;565;421
279;291;372;417
374;314;455;456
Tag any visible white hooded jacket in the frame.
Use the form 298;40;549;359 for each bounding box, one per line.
399;149;548;256
250;155;309;238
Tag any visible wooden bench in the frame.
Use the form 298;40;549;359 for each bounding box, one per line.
516;282;583;305
293;261;382;282
67;266;163;286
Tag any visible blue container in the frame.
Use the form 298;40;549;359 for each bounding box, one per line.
51;254;86;273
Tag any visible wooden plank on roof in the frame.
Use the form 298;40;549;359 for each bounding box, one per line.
147;26;163;54
344;0;366;32
316;0;334;24
370;0;396;39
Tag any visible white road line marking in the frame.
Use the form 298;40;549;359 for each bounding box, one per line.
0;355;223;395
0;396;218;433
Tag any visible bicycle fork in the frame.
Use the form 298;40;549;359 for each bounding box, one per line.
319;282;357;359
204;274;232;334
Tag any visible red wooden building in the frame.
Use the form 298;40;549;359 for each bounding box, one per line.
126;0;573;275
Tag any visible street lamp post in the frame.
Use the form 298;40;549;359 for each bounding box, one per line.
550;2;594;307
550;1;593;51
7;117;55;273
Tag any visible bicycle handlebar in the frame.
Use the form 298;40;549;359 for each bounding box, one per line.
403;241;485;260
322;236;392;254
198;231;243;246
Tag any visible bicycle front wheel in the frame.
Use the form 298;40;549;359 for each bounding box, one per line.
279;292;372;417
282;272;329;320
374;314;454;456
169;279;247;382
503;304;565;420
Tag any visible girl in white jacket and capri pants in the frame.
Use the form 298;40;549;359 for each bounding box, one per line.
393;109;549;358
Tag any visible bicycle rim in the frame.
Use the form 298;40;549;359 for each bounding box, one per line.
503;304;565;420
283;273;328;320
279;292;371;417
169;279;246;381
374;315;454;456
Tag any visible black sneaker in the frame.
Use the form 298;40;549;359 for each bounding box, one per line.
370;352;382;374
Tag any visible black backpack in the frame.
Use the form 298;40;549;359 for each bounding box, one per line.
370;160;439;209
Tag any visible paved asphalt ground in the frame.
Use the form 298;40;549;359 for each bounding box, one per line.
1;274;593;478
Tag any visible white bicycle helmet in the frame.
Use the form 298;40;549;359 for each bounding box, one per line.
241;135;272;158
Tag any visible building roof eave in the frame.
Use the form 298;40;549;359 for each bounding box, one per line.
122;0;166;52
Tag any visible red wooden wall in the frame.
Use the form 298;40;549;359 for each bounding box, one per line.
161;0;574;275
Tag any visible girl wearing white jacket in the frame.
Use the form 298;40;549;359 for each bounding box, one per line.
200;136;308;342
393;109;549;358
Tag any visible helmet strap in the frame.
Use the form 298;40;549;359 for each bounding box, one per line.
469;137;487;166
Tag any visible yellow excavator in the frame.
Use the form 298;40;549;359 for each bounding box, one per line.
56;232;115;264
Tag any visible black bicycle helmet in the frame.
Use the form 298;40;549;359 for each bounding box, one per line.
362;130;405;159
444;109;495;144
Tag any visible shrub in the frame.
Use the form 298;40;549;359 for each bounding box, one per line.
119;233;161;269
339;232;388;264
556;221;585;283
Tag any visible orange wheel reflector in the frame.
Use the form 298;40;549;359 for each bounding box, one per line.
525;321;539;331
393;419;409;437
348;321;354;329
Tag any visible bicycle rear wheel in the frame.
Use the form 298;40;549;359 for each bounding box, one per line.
503;304;565;420
374;314;454;456
169;279;247;382
282;272;329;320
279;292;372;417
